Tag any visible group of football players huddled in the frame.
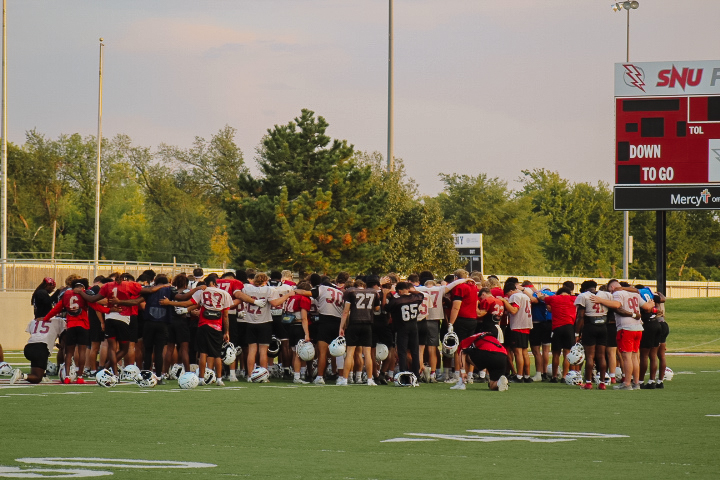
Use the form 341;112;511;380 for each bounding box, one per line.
1;267;673;392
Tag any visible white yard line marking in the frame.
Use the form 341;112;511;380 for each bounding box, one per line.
16;458;216;470
383;430;629;444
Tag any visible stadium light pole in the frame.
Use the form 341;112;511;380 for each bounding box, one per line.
94;38;104;278
613;1;639;280
387;0;394;173
1;0;7;291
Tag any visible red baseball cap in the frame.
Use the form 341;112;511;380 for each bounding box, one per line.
44;277;56;286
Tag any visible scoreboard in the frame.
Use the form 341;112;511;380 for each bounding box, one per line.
614;60;720;210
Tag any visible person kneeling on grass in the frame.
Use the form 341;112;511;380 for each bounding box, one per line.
459;332;509;392
11;316;67;384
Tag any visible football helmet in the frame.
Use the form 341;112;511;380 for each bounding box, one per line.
297;340;316;362
95;368;118;388
664;367;674;381
168;363;185;380
178;371;199;389
567;343;585;366
375;343;389;362
59;363;78;382
615;366;623;379
221;342;237;365
268;364;282;378
135;370;158;388
394;371;419;387
564;370;582;386
267;336;281;358
442;331;459;357
329;336;346;357
46;361;59;376
203;368;216;385
0;362;13;376
120;364;142;382
250;366;270;383
189;364;200;374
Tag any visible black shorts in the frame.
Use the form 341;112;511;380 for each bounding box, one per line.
65;326;90;347
236;322;248;346
372;321;394;348
346;323;372;347
228;314;239;346
289;323;307;347
105;318;131;343
316;316;341;345
530;322;552;346
89;315;104;344
195;325;223;357
466;349;507;382
640;321;662;349
272;315;289;341
453;317;478;342
24;342;50;370
167;318;191;345
606;322;618;348
659;321;670;343
507;330;529;349
417;320;429;345
128;315;139;343
581;322;607;347
246;322;273;345
426;320;440;347
551;324;575;352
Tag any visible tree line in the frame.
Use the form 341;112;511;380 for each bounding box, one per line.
7;109;720;280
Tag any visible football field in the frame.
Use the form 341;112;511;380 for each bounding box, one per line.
1;354;719;479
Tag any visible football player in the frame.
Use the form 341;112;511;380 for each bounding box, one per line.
460;332;509;392
338;279;380;386
284;281;313;384
446;269;479;385
655;292;669;388
538;287;577;382
216;272;245;381
575;280;611;389
268;271;294;377
385;281;425;382
527;285;552;381
10;315;67;384
500;280;533;384
31;277;56;319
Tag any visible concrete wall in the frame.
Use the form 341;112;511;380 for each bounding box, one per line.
0;292;35;350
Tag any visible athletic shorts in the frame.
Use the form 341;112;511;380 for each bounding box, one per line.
507;329;529;350
167;318;191;345
228;314;239;346
551;324;575;352
372;321;394;348
316;316;342;345
105;318;131;343
246;322;273;345
640;321;662;349
453;317;478;342
195;325;223;357
617;329;642;353
89;315;104;344
308;322;318;344
128;315;139;343
236;322;248;346
64;326;90;347
425;320;440;347
289;323;307;347
606;322;618;348
659;321;670;344
272;315;289;341
24;342;50;370
581;323;607;347
466;349;507;382
417;320;428;345
346;323;372;347
530;322;552;346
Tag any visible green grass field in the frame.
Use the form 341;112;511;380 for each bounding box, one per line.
1;296;718;479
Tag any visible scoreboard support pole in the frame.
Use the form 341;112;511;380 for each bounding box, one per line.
656;210;666;295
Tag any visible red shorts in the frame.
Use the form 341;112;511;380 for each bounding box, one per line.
616;330;642;353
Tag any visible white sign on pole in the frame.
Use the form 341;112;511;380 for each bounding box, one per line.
452;234;481;249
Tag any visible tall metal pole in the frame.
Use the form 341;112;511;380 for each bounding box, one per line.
622;8;630;279
94;38;104;278
1;0;7;291
387;0;394;172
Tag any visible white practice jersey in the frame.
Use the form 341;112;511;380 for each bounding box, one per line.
26;316;66;355
313;285;344;318
270;284;294;316
575;291;612;317
508;292;533;330
192;287;234;313
613;290;645;331
415;285;446;320
242;284;280;324
416;291;431;321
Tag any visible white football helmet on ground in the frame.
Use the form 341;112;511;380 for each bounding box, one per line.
221;342;237;365
46;361;59;376
59;363;78;383
394;371;419;387
442;332;459;357
95;369;118;388
250;366;270;383
564;370;582;385
0;362;13;376
121;365;141;382
375;343;389;362
178;371;199;389
664;367;674;381
329;336;346;357
135;370;158;388
567;343;585;366
168;363;185;380
296;340;316;362
203;368;217;385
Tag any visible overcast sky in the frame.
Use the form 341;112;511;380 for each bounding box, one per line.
7;0;720;195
